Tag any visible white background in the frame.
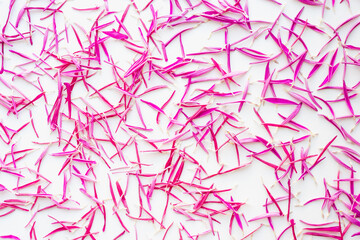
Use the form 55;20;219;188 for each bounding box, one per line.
0;0;360;239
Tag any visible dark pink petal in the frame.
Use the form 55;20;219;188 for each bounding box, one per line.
103;30;128;40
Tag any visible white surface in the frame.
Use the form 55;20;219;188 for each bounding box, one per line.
0;0;359;239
